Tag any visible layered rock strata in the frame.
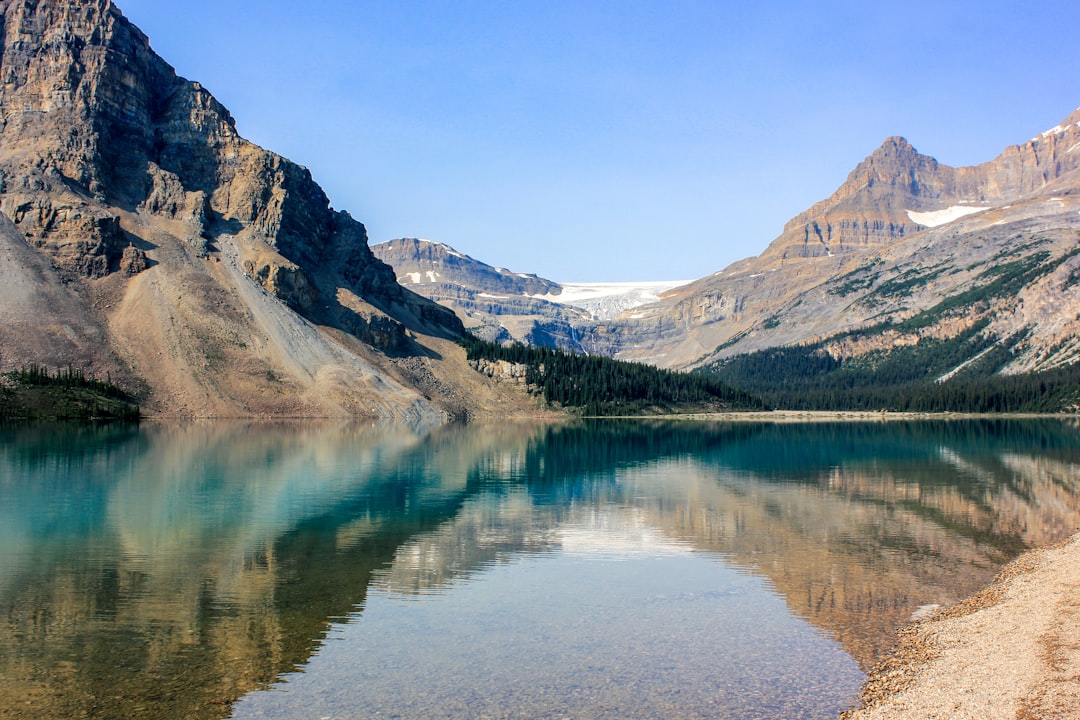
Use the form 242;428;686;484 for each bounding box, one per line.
0;0;539;419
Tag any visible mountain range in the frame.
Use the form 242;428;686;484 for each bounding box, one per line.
379;113;1080;378
2;0;1079;418
370;237;687;350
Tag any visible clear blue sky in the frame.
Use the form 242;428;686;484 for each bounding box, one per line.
118;0;1080;281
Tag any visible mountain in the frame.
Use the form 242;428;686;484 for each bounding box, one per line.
0;0;539;419
371;110;1080;381
375;236;686;349
372;237;687;349
371;237;584;347
5;0;1079;417
580;108;1080;372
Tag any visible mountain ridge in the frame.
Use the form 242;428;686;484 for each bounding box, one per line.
371;237;688;347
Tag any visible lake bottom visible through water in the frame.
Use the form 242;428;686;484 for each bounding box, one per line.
233;535;863;720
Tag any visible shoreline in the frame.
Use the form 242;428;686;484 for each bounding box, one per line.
595;410;1080;422
841;531;1080;719
59;408;1078;422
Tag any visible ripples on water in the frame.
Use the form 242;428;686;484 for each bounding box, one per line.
2;418;1080;719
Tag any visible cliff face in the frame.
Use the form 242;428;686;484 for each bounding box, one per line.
0;0;408;303
0;0;533;419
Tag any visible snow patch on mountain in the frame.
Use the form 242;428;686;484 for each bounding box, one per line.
1036;121;1080;140
535;280;690;320
906;205;991;227
400;270;441;284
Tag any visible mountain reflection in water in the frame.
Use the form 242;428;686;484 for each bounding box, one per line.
2;419;1080;719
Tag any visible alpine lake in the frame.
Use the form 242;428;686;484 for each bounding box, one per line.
3;417;1080;720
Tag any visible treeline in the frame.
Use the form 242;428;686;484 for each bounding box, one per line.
462;337;761;415
700;334;1080;413
1;364;140;421
9;364;133;399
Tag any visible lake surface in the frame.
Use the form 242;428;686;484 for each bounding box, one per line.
3;419;1080;719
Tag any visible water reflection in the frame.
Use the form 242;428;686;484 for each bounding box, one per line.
1;419;1079;719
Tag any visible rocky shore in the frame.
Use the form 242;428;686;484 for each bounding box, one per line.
842;533;1080;719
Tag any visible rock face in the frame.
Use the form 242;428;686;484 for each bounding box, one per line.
0;0;539;419
0;0;406;304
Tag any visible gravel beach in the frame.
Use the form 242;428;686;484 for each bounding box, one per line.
843;532;1080;719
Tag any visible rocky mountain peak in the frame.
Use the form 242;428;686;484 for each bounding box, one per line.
760;137;942;261
870;135;917;159
0;0;478;418
0;0;437;315
1032;107;1080;143
758;104;1080;264
831;135;948;207
856;136;935;185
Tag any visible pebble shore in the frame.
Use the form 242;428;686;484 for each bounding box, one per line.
842;533;1080;719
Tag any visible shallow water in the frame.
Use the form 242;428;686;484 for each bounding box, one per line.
2;418;1080;719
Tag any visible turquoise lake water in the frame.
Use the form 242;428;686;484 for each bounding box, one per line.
3;418;1080;719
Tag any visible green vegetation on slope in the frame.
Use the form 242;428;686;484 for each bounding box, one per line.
462;337;762;415
701;327;1080;413
699;343;1080;410
700;245;1080;413
0;365;140;421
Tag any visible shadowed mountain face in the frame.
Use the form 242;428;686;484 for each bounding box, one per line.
0;0;539;419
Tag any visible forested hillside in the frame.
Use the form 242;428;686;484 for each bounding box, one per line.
700;327;1080;413
463;338;761;415
0;365;140;421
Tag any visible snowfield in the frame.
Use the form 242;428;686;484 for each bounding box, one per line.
906;205;991;227
535;280;691;320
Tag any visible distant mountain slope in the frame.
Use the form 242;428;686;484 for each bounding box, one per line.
762;110;1080;262
0;0;537;419
374;238;560;297
372;237;687;348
